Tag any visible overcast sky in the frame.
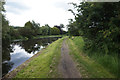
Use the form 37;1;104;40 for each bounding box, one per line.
5;0;80;30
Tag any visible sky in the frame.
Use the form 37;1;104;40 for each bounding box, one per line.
5;0;80;30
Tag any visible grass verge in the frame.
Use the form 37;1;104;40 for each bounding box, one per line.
67;37;115;78
33;35;65;39
13;37;64;78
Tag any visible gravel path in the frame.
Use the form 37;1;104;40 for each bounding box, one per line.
58;38;81;78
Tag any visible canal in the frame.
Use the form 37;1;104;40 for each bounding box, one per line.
2;37;61;77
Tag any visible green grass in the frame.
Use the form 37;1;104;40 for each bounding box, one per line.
13;36;117;78
91;53;118;77
14;37;64;78
13;35;64;41
72;36;118;77
67;36;116;78
33;35;64;39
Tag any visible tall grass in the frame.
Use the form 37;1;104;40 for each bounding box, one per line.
72;36;118;77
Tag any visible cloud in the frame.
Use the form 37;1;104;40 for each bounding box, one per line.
53;1;69;11
5;0;30;14
5;0;80;30
6;2;29;10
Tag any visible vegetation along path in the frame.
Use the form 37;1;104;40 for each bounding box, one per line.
2;37;115;79
58;38;81;78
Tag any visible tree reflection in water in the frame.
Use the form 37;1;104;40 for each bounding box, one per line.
2;37;60;77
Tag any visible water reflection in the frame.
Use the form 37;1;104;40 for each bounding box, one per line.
2;37;60;77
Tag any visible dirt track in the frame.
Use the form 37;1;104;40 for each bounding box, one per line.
58;38;81;78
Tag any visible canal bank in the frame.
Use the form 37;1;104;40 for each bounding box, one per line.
2;37;64;79
2;36;115;79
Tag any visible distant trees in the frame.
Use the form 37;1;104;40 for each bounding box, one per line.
17;21;67;38
54;24;65;35
32;21;41;35
9;26;21;39
9;21;66;39
51;27;60;35
19;21;34;38
60;24;64;28
1;1;66;41
18;22;66;38
18;21;40;38
41;24;50;35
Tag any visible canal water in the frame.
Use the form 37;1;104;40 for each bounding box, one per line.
2;37;61;77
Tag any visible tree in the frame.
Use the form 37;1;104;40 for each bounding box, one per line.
45;24;51;35
68;2;120;77
19;21;34;38
31;20;40;35
19;20;41;38
68;2;120;54
54;25;62;34
1;1;12;62
41;25;49;35
60;24;64;28
51;27;60;35
9;26;21;39
67;20;80;36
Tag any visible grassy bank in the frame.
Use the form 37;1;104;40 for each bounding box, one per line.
13;35;64;42
13;37;64;78
10;36;117;78
33;35;64;39
67;37;116;78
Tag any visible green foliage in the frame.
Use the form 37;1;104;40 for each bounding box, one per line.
2;3;12;61
31;20;40;35
18;20;41;39
41;25;49;35
67;37;115;78
71;37;118;77
95;54;118;76
68;2;120;77
68;2;120;54
1;1;64;41
17;22;63;39
9;26;22;39
67;20;80;36
60;24;64;28
19;27;33;39
51;27;60;35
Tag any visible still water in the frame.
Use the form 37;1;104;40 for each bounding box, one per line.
2;37;60;76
